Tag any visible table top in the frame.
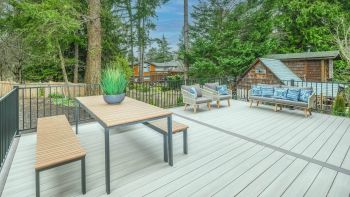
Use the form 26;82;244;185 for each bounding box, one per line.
76;96;172;128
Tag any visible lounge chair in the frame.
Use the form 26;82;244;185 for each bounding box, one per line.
203;82;232;108
181;84;212;113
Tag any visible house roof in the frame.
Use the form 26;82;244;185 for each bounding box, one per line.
260;58;302;82
264;51;340;60
151;60;184;67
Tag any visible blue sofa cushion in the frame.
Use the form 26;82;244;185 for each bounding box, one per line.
299;89;313;103
261;86;274;97
190;87;197;97
273;88;288;99
286;88;300;101
217;85;228;95
251;85;262;96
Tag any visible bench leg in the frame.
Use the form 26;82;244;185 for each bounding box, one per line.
75;104;80;134
256;101;259;106
82;157;86;194
249;100;253;108
308;108;312;116
36;170;40;197
183;129;188;154
184;104;188;111
228;99;230;107
167;116;173;166
163;134;168;162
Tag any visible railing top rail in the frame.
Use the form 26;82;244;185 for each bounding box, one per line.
0;87;17;102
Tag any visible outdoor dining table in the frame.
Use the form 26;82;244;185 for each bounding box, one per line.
75;95;173;194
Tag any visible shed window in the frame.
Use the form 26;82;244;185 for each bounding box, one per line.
255;66;266;74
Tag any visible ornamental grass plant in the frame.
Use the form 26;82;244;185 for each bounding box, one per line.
101;67;128;95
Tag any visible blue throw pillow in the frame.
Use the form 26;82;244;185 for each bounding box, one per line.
217;85;228;95
299;89;313;102
190;87;197;97
251;86;262;96
261;86;274;97
286;88;300;101
273;88;288;99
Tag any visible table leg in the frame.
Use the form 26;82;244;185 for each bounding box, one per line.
75;103;80;134
167;116;173;166
104;128;110;194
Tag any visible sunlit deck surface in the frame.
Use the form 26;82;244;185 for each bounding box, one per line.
3;100;350;196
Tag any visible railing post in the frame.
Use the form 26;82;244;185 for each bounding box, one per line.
14;86;20;137
290;79;295;87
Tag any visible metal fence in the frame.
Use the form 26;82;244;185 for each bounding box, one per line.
0;88;18;170
5;76;349;133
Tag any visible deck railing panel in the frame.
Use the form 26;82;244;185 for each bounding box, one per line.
0;87;18;170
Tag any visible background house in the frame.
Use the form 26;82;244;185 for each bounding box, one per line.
132;60;184;81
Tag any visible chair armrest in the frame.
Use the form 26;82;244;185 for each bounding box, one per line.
308;92;316;109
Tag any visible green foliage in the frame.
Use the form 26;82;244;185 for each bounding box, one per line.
333;93;346;116
186;0;350;79
48;93;75;107
146;35;173;62
48;93;65;99
100;68;128;95
108;56;133;79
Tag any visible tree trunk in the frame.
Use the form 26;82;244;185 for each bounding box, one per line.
57;43;71;97
184;0;189;80
126;0;135;77
137;15;144;82
85;0;102;85
74;43;79;83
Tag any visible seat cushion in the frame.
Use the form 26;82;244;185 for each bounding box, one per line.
286;88;300;101
299;88;313;103
205;82;219;90
182;85;202;97
261;86;274;97
273;87;288;99
275;99;308;107
195;97;211;104
218;94;231;100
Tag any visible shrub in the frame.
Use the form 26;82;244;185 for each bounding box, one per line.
101;68;128;95
333;93;346;116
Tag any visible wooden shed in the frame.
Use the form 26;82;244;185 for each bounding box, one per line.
264;51;340;82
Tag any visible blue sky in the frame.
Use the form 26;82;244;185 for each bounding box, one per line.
149;0;198;51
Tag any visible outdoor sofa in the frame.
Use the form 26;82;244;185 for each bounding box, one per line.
203;82;232;108
181;84;212;113
248;84;316;117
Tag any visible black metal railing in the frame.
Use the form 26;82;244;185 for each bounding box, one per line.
0;87;18;170
18;84;101;132
8;76;350;133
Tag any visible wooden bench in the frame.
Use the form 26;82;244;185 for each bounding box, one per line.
35;115;86;197
144;120;189;162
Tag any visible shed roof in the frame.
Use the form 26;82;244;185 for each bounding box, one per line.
260;58;302;83
264;51;340;60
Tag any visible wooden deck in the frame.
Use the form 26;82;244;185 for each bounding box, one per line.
2;100;350;196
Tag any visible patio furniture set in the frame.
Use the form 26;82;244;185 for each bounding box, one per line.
248;84;316;117
181;82;233;113
34;96;189;196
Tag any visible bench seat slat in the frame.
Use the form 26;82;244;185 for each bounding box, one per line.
148;120;188;133
35;115;86;170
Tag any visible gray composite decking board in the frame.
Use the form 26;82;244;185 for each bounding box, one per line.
2;100;350;197
235;155;296;197
258;159;308;197
190;148;275;197
213;151;285;197
328;172;350;196
281;163;322;196
327;125;350;167
144;144;262;197
304;167;337;197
